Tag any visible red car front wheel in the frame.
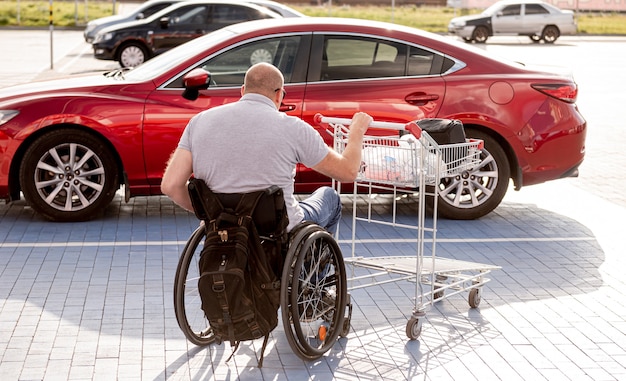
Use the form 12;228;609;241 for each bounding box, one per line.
19;129;119;222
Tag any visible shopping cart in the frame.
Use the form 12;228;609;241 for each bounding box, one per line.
315;113;500;339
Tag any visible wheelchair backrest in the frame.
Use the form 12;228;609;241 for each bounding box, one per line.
187;178;288;237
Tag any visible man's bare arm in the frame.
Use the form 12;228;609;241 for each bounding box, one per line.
161;148;194;212
312;112;373;182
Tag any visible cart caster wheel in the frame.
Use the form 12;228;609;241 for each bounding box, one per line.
469;287;482;308
406;316;423;340
341;295;352;338
433;287;444;301
433;274;447;301
341;316;351;338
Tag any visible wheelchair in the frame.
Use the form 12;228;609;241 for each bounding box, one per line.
173;181;351;361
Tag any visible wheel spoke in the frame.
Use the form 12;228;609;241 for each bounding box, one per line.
68;143;78;168
47;146;66;169
469;177;493;197
35;177;63;189
65;189;76;210
76;177;104;193
36;161;63;175
72;186;92;208
43;183;64;204
73;149;96;170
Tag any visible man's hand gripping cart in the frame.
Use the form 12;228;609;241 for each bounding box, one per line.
315;114;501;339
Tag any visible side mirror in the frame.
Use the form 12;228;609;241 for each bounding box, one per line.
136;12;145;20
182;68;212;101
160;17;170;29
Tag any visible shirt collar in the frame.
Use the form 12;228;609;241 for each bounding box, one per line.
240;93;276;109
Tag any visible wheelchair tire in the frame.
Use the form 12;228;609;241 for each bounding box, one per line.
280;223;347;360
173;224;215;346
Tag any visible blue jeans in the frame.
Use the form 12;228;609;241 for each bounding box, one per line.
299;186;342;233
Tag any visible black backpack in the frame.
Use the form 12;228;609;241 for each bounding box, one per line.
188;178;288;367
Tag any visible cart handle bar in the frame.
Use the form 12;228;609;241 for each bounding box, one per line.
314;113;421;139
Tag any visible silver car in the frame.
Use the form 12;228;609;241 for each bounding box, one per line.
448;0;577;43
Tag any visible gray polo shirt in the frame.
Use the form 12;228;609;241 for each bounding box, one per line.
178;93;329;231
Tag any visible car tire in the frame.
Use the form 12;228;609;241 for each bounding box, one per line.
118;42;149;68
529;35;542;43
541;25;560;43
19;129;119;222
431;130;510;220
471;26;489;43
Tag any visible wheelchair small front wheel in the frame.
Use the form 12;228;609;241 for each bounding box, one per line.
281;224;347;360
173;224;215;346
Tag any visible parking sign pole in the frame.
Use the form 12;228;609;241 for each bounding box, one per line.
49;0;54;69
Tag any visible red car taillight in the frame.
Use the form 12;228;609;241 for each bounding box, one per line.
531;83;578;103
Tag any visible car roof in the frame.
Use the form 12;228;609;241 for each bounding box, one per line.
240;0;307;17
223;16;436;39
145;0;283;22
98;0;283;32
489;0;550;5
132;0;187;12
141;0;186;5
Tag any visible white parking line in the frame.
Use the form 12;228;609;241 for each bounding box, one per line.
58;43;93;73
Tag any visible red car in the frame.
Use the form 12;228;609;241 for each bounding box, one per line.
0;17;586;222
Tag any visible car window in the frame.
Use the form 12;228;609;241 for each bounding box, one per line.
140;3;174;18
319;36;439;81
525;3;549;14
500;4;521;16
211;5;261;23
189;36;301;87
321;36;404;80
408;46;438;76
169;5;208;25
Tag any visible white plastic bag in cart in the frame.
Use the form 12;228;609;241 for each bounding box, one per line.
361;135;445;184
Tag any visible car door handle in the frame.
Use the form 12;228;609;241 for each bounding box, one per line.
279;103;296;112
405;93;440;106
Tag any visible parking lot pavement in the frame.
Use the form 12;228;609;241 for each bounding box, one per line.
1;31;626;380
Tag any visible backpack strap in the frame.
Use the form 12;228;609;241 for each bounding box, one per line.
188;178;224;221
234;190;267;219
257;335;271;368
224;333;269;368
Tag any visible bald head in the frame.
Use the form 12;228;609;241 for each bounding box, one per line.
242;62;284;100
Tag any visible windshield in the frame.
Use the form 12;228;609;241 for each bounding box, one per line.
482;2;506;15
124;28;237;81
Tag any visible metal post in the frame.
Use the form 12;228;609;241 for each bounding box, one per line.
49;0;54;69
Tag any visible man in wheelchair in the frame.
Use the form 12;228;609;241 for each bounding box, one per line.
161;62;372;233
162;62;372;363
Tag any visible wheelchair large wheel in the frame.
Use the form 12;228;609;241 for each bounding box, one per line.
280;223;347;360
173;224;215;346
